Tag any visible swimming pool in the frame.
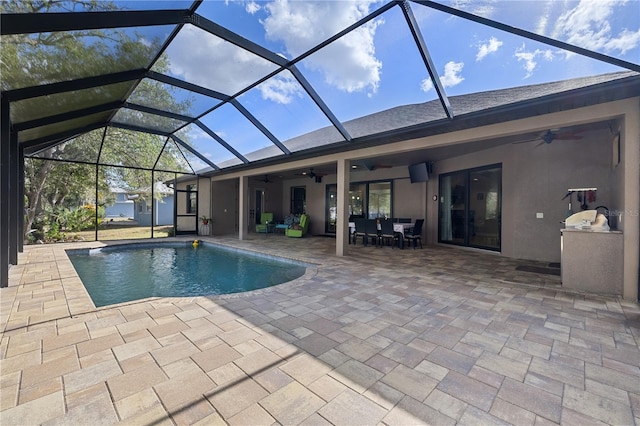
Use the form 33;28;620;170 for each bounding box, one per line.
68;242;308;307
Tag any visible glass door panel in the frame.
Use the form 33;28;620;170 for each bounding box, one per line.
326;185;337;234
469;167;502;249
439;164;501;251
439;172;467;244
349;183;366;218
368;182;391;219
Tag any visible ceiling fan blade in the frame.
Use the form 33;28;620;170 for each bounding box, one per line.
554;131;583;140
512;137;538;144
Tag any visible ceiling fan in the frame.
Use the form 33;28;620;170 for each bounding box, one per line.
355;161;394;171
259;174;272;183
512;129;583;146
296;168;325;182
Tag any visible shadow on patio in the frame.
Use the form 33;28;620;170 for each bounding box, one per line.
1;236;639;424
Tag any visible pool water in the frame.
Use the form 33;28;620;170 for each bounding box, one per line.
68;242;307;307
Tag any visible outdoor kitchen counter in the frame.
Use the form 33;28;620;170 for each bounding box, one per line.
560;228;623;296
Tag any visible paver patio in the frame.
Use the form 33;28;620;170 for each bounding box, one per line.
1;236;639;425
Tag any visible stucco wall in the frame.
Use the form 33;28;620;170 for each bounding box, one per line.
432;128;614;262
211;179;238;235
283;167;426;236
197;177;211;228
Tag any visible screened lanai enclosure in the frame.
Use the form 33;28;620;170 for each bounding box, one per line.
2;0;639;287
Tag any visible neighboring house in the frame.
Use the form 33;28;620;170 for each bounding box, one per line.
104;187;134;219
131;182;174;226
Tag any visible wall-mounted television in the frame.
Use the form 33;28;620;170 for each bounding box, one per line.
409;162;429;183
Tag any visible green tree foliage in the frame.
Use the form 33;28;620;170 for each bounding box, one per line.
3;0;196;239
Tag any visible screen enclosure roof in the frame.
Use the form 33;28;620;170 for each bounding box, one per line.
2;0;639;176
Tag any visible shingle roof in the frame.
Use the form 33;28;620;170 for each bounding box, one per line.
213;70;638;171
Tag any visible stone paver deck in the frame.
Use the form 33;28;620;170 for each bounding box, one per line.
1;236;639;425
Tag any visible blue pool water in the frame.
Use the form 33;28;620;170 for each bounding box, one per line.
68;242;307;307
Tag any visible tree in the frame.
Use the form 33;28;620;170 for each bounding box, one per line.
2;1;195;239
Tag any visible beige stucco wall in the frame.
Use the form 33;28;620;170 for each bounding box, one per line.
285;167;425;236
197;177;211;234
432;127;614;263
184;97;638;300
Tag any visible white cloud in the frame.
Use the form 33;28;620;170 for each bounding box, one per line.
515;44;554;78
420;79;434;92
262;0;382;94
164;25;278;95
450;0;497;18
258;72;303;104
245;1;260;14
552;0;640;56
605;28;640;55
441;61;465;87
476;37;503;61
420;61;464;92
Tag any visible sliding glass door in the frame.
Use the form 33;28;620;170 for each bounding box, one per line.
325;181;392;234
439;164;501;250
326;186;337;234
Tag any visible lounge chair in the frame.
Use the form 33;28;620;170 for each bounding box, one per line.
256;212;273;233
285;214;309;237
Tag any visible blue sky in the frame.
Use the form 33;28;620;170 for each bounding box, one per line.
140;0;640;169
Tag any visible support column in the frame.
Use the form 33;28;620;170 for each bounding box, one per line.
95;164;99;242
238;176;248;240
18;146;24;253
1;94;10;287
336;158;350;257
622;112;640;301
151;170;155;239
9;126;19;265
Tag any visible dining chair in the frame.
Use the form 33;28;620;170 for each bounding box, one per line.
379;219;397;248
404;219;424;249
353;218;367;245
365;219;379;246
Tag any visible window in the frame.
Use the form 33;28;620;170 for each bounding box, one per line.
291;187;306;214
327;180;393;233
137;201;150;214
343;180;393;219
186;184;197;214
349;183;366;218
368;181;391;219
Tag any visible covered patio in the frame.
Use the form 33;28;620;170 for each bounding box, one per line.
1;1;640;424
1;236;639;424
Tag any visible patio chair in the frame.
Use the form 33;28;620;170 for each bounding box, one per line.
353;218;367;245
256;212;273;233
365;219;379;246
378;219;398;248
404;219;424;249
285;214;309;237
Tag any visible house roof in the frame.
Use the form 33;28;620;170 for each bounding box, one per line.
2;1;639;178
207;70;639;174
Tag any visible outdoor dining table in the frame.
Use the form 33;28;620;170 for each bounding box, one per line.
392;223;414;248
347;222;415;248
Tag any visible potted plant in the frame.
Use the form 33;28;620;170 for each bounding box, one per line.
199;216;211;236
